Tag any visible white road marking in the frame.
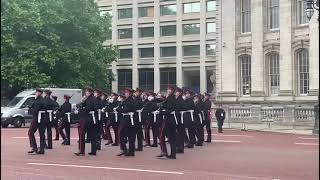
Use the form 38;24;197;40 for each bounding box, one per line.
213;140;241;143
27;162;183;175
208;134;253;138
12;137;78;140
298;137;319;140
294;142;319;146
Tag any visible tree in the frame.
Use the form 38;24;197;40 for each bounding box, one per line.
1;0;117;99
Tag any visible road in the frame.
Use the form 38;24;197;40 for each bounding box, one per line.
1;128;319;180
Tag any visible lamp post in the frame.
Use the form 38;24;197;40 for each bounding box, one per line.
304;0;319;21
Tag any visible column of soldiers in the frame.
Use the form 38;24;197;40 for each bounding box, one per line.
28;85;222;160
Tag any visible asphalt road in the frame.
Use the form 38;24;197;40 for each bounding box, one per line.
1;128;319;180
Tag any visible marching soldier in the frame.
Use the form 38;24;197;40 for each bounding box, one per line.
175;87;185;153
28;88;46;154
58;95;72;145
143;92;159;147
94;89;104;151
104;93;119;146
43;89;55;149
116;88;136;156
75;86;96;156
133;88;144;151
100;92;109;140
157;85;177;159
215;104;226;133
52;95;60;141
203;93;212;142
193;94;204;146
183;89;196;148
155;93;165;145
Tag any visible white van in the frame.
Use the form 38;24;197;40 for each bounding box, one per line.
1;88;82;128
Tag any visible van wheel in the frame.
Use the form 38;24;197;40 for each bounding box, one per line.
14;117;23;128
1;124;8;128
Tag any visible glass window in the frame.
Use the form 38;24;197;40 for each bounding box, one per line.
206;44;216;56
160;25;176;36
268;53;280;95
119;49;132;59
183;2;200;13
207;22;216;33
139;48;154;58
296;0;308;25
269;0;279;29
160;68;176;92
183;45;200;56
118;28;132;39
160;5;177;16
207;0;216;11
118;70;132;91
240;55;251;95
21;97;35;108
139;27;154;38
297;49;309;95
139;69;154;91
139;7;154;17
241;0;251;33
160;46;176;57
183;24;200;35
118;8;132;19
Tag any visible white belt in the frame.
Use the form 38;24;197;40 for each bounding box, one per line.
180;110;194;124
98;109;102;121
170;111;178;125
89;111;96;124
65;113;71;123
180;111;185;124
198;113;203;124
113;111;118;122
38;111;46;123
105;112;108;118
123;112;134;125
188;110;194;122
152;111;159;123
47;110;53;122
136;110;143;122
201;111;205;120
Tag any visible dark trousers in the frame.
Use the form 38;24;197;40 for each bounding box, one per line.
53;119;59;140
78;119;97;154
45;121;53;148
135;121;144;149
106;119;119;144
118;123;135;155
194;120;204;145
176;122;185;151
28;119;46;152
217;119;224;132
59;119;70;142
159;119;176;157
204;119;211;141
184;118;196;145
145;120;158;145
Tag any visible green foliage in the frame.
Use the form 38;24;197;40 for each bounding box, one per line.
1;0;117;98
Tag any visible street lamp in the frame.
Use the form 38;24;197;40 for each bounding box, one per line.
304;0;319;21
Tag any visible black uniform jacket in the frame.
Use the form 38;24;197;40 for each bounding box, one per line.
160;94;177;124
215;108;226;121
79;94;95;123
203;99;212;121
28;96;44;119
142;99;159;122
116;96;136;126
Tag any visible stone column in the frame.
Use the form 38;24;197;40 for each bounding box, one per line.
200;0;207;93
154;0;160;92
132;0;139;89
176;1;183;87
111;0;118;93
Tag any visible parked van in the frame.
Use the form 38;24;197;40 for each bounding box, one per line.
1;88;82;128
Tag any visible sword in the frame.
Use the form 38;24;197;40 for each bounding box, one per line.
47;110;53;122
180;111;186;124
98;109;102;121
171;111;178;125
136;109;143;122
65;113;71;123
187;110;194;122
89;111;96;124
38;111;46;123
198;113;203;124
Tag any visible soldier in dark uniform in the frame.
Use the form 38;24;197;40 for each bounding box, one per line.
101;92;109;140
155;93;165;146
94;89;104;151
43;90;55;149
215;104;226;133
203;93;212;142
116;88;136;156
58;95;72;145
143;92;159;147
28;88;46;154
157;85;177;159
174;87;185;153
193;94;204;146
183;89;196;148
75;87;97;156
133;88;144;151
104;93;119;146
52;95;60;141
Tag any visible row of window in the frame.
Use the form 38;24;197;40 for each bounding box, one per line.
118;44;216;59
241;0;308;33
117;23;216;39
239;49;309;96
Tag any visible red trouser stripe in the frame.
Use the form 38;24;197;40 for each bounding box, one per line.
159;121;167;153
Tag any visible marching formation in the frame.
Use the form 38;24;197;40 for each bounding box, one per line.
28;85;226;159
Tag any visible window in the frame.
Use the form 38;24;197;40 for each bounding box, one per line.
183;45;200;56
207;22;216;33
119;49;132;59
139;48;154;58
160;46;176;57
207;0;216;11
118;28;132;39
241;0;251;33
240;55;251;95
296;0;308;25
118;8;132;19
160;25;176;36
160;5;177;16
206;44;216;56
269;0;279;29
21;97;35;108
183;24;200;35
139;7;154;17
118;70;132;91
268;53;280;95
297;49;309;95
139;69;154;91
160;68;176;92
183;2;200;13
139;27;154;38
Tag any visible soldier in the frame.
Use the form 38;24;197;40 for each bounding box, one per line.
75;86;96;156
28;88;46;154
183;89;196;149
100;92;109;140
157;85;177;159
143;92;159;147
133;88;144;151
215;104;226;133
115;88;136;156
203;93;212;142
58;95;72;145
193;94;204;146
175;87;185;153
43;89;55;149
52;95;60;141
155;93;165;146
94;89;104;151
104;93;119;146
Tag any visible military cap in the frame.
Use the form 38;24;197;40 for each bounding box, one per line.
204;93;211;97
175;87;183;93
64;95;71;100
135;88;142;93
52;95;58;101
85;86;94;93
44;89;52;95
167;85;176;90
111;92;118;97
148;91;156;96
185;88;194;95
35;88;43;93
124;88;134;94
194;93;201;99
94;88;102;95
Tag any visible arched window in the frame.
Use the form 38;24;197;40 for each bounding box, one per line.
239;55;251;96
268;52;280;95
297;49;309;95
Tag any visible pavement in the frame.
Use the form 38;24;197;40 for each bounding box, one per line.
1;127;319;180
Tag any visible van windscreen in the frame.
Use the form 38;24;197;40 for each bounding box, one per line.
6;97;23;107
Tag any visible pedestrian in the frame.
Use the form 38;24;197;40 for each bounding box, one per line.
203;93;212;142
215;104;225;133
58;95;72;145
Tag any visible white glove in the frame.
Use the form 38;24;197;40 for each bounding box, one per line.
74;110;79;114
